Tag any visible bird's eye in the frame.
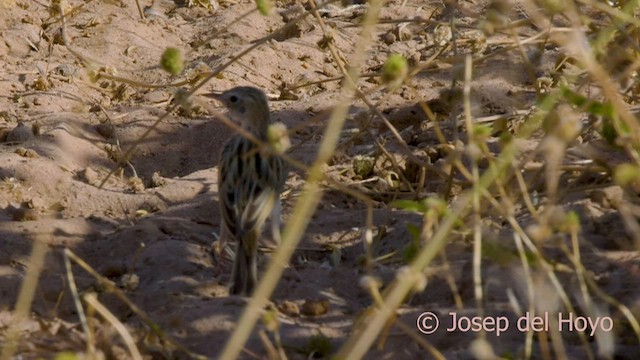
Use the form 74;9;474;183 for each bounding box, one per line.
229;95;238;103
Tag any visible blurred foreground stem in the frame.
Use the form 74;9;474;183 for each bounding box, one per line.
217;0;384;358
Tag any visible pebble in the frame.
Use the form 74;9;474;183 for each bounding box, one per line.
301;299;330;316
590;185;624;208
150;171;167;187
381;32;396;45
96;123;115;138
54;64;77;78
278;300;300;317
15;147;38;158
5;123;34;143
79;167;99;185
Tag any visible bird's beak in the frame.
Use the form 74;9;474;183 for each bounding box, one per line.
202;91;224;102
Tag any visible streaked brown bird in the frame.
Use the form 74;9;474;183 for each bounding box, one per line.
211;86;287;296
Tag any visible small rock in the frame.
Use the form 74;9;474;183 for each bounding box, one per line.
5;123;34;143
381;32;396;45
590;185;624;208
407;50;421;66
54;63;77;77
150;171;167;188
278;300;300;317
301;299;330;316
49;202;66;212
96;123;114;138
15;147;38;158
27;197;45;209
143;6;169;20
322;63;337;77
280;3;305;22
79;167;99;185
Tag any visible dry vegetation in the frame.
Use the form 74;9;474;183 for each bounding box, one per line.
1;0;640;358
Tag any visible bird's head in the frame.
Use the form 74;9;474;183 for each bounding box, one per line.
207;86;271;137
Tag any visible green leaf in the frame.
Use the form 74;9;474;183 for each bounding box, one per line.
406;223;421;242
255;0;271;15
54;352;80;360
560;86;615;119
402;241;419;263
391;199;428;213
601;118;618;145
614;163;640;186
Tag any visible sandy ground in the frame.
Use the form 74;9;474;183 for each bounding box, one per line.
1;0;640;358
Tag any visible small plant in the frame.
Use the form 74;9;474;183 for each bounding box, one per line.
304;333;332;358
160;47;184;76
381;53;407;88
255;0;271;16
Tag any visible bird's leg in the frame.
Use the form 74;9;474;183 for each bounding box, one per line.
271;199;282;245
214;224;231;274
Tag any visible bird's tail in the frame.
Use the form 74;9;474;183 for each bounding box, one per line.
230;239;258;296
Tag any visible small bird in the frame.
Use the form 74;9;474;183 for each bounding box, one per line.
211;86;287;296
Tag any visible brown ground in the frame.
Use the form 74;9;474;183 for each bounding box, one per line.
1;0;640;359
